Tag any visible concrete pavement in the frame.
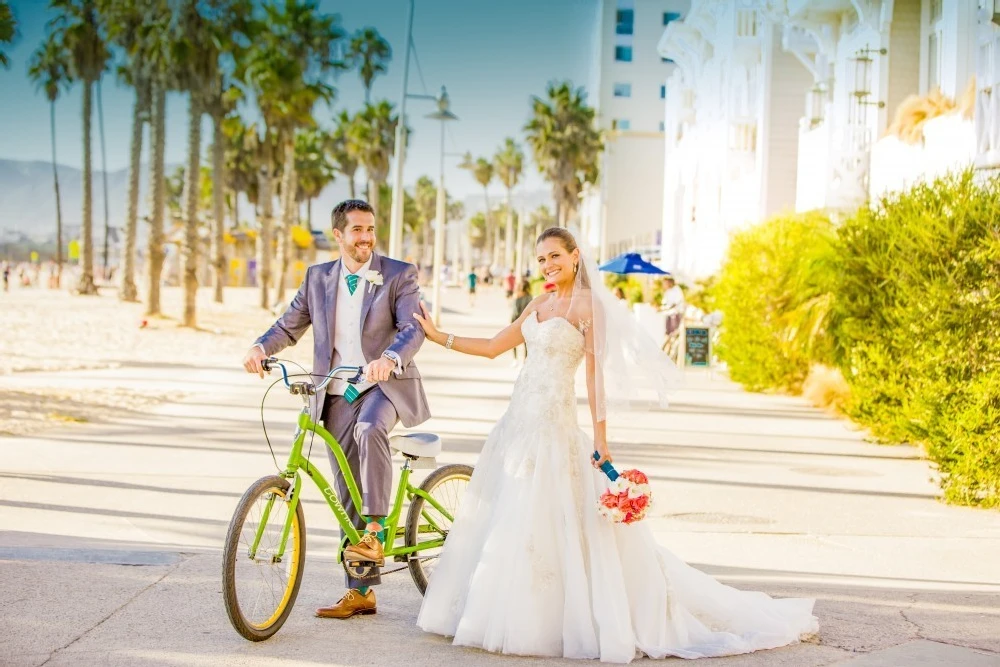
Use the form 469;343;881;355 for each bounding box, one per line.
1;286;998;666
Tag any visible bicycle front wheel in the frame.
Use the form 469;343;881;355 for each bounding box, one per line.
222;475;305;641
405;464;473;595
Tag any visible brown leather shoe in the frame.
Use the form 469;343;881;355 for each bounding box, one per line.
315;589;376;619
343;531;385;566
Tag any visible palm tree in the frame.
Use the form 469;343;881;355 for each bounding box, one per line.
240;0;342;305
222;113;258;227
346;27;390;104
469;156;495;266
412;175;436;265
28;35;71;287
347;100;399;234
100;0;151;302
330;109;359;198
142;3;173;316
530;204;555;239
295;127;335;229
50;0;110;295
524;81;602;228
201;2;251;305
0;0;17;69
494;137;524;270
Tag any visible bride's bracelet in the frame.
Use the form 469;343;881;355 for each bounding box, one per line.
444;333;455;350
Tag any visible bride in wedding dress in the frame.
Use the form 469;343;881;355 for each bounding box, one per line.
411;228;818;663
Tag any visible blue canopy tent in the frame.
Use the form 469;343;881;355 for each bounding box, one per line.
598;252;669;275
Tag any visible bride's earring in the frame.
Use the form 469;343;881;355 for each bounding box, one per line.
573;263;579;274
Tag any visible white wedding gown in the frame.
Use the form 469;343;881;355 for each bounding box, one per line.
417;312;818;662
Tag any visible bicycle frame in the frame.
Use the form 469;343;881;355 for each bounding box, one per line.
250;405;458;562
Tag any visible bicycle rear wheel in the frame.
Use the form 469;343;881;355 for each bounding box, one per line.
404;464;473;595
222;475;305;641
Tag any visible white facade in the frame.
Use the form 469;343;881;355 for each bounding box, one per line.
580;0;690;262
657;0;811;278
657;0;1000;279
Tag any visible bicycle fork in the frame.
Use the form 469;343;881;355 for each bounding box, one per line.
248;473;302;563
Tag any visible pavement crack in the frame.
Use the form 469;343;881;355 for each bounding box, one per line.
898;592;925;640
39;555;189;665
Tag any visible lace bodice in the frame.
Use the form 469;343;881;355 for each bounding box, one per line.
502;311;587;432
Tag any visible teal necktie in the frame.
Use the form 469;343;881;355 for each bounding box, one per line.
345;273;359;295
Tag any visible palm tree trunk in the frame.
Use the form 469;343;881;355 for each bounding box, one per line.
348;172;356;199
211;112;226;303
97;79;112;281
505;187;515;269
49;100;64;288
233;193;240;229
307;198;312;231
146;83;167;316
257;133;274;309
77;80;97;295
182;94;202;327
482;188;492;268
274;137;296;303
120;82;145;302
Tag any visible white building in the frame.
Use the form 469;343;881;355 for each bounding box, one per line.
581;0;690;262
657;0;811;278
656;0;1000;279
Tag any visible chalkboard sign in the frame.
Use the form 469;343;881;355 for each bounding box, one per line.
684;327;711;367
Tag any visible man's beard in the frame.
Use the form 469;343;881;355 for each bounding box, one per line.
345;242;373;263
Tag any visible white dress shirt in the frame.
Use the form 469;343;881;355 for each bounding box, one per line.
330;256;374;397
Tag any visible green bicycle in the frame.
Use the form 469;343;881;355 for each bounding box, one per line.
222;359;473;641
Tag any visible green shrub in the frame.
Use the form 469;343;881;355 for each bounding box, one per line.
685;276;718;313
713;212;838;392
833;170;1000;506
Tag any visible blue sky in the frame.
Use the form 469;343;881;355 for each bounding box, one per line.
0;0;601;199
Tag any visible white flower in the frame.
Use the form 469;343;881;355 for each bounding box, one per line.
365;270;384;293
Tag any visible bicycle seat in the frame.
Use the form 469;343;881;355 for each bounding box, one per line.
389;432;442;459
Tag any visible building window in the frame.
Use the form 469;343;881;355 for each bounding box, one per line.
616;9;634;35
613;119;631;131
661;56;674;64
613;82;632;97
615;46;633;62
658;121;665;132
663;12;681;26
660;84;666;99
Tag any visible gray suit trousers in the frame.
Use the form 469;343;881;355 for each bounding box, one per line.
322;386;398;589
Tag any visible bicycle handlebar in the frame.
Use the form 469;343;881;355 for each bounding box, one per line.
262;358;364;393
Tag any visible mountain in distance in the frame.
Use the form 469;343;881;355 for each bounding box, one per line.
0;158;554;241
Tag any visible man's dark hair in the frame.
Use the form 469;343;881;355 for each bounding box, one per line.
331;199;375;232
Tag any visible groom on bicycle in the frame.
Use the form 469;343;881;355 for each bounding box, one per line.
243;199;431;619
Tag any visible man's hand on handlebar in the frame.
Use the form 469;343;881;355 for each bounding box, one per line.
243;345;269;378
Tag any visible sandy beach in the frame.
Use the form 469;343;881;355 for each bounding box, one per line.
1;284;312;436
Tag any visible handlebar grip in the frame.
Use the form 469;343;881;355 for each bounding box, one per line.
261;357;276;372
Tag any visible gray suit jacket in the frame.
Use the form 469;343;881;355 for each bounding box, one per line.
254;253;431;427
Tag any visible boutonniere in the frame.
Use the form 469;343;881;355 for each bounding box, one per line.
365;270;384;293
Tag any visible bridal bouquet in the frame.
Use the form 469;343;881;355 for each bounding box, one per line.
593;454;653;525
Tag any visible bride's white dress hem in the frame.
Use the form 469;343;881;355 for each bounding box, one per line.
417;312;818;663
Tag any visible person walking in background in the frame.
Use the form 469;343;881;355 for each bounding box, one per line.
613;286;626;301
2;262;9;292
660;275;686;337
467;269;478;307
504;269;516;300
510;280;532;364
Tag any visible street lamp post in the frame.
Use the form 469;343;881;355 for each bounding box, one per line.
425;88;458;326
387;0;415;260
